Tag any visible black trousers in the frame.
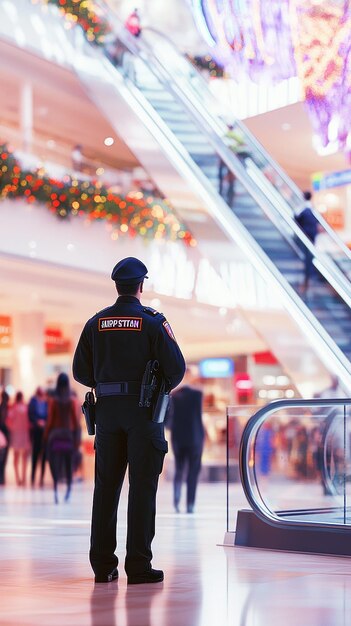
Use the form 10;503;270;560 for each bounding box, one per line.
90;397;168;577
31;427;46;484
172;443;203;508
48;450;73;492
218;159;235;207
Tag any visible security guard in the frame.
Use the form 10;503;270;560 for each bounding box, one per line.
72;257;185;584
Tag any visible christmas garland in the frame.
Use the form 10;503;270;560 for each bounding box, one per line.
40;0;110;45
0;144;195;245
187;54;224;78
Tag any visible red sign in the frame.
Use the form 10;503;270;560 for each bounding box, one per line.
253;351;278;365
324;209;344;230
0;316;12;348
45;328;71;354
234;372;254;404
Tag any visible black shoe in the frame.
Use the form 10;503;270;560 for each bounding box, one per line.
95;568;119;583
128;569;164;585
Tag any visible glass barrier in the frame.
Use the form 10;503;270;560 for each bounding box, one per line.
226;405;257;533
231;399;351;530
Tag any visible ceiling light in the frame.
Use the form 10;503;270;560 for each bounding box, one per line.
262;375;275;386
47;139;56;149
281;123;291;131
104;137;114;146
276;375;289;386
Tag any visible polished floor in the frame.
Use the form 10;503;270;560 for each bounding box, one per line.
1;471;351;626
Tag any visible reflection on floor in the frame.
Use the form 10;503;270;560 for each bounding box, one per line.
1;477;351;626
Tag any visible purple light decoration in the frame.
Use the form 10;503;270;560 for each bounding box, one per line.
290;1;351;149
191;0;351;152
192;0;296;81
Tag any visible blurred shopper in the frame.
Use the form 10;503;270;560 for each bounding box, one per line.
105;36;127;69
290;426;308;478
0;390;10;485
316;375;344;399
166;369;204;513
7;392;31;486
125;8;141;37
225;125;251;162
71;390;84;483
45;373;80;504
256;422;274;477
28;387;48;487
315;376;345;495
218;159;236;207
295;191;321;294
218;125;251;206
71;144;84;172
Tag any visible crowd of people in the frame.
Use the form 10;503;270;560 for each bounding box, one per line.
0;373;83;503
254;411;347;493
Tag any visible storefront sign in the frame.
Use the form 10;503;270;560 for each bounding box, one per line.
199;358;234;378
0;316;12;348
312;169;351;190
253;350;278;365
45;328;71;354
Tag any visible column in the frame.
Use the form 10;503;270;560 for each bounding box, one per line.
20;82;33;153
12;312;46;399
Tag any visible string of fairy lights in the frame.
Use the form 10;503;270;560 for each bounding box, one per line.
32;0;110;44
0;144;196;246
37;0;223;75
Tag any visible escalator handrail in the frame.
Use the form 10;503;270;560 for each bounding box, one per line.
239;398;351;531
97;3;351;307
138;25;351;272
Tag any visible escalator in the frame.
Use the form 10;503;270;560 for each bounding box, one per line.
229;399;351;556
70;5;351;391
139;26;351;283
4;0;351;392
134;62;351;368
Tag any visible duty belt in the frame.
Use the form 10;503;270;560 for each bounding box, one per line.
95;381;141;398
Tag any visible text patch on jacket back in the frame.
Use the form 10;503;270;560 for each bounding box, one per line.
99;317;143;331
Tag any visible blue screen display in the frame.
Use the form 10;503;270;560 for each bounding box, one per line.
199;358;234;378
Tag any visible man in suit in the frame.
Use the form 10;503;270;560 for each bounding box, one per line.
166;368;204;513
295;190;321;294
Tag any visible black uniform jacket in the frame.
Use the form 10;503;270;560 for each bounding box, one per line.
72;296;185;392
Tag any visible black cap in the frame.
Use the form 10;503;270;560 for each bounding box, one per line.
111;257;148;284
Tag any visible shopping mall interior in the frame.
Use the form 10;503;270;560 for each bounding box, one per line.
1;1;351;624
